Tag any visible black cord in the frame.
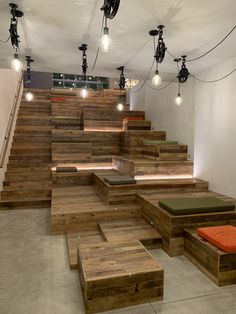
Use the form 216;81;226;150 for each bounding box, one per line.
166;25;236;62
130;59;155;93
190;68;236;83
188;25;236;62
146;77;177;90
0;35;10;43
92;14;105;71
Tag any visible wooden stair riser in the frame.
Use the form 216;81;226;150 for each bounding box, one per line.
3;180;52;190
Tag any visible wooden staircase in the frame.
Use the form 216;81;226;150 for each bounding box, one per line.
0;91;52;208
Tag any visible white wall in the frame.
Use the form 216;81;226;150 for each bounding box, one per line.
131;79;195;160
194;56;236;198
0;69;22;190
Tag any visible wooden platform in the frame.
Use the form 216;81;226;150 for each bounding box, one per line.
67;217;161;269
138;191;236;256
112;156;193;177
93;173;208;204
184;229;236;286
78;240;164;313
51;185;141;234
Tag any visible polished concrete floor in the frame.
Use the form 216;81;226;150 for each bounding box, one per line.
0;208;236;314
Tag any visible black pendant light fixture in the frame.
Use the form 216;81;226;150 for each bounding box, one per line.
25;56;34;101
177;55;190;83
9;3;24;72
149;25;167;86
79;44;88;98
100;0;120;52
116;65;126;111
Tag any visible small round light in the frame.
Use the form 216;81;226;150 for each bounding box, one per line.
25;92;34;101
117;103;124;111
81;88;88;98
175;93;182;106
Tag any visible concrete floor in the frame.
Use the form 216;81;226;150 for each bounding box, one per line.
0;209;236;314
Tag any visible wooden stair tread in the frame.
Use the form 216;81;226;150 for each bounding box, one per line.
99;218;161;242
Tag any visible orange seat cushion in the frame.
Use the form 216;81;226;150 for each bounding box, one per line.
197;225;236;253
123;117;144;123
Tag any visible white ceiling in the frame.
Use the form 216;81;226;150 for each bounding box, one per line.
0;0;236;79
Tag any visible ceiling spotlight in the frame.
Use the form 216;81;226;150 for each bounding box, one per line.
25;91;34;101
177;55;189;83
152;70;162;87
11;53;22;72
175;93;182;106
81;88;88;98
117;103;124;111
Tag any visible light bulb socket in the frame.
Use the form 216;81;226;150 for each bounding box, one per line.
14;53;18;59
103;27;109;35
177;93;181;97
155;70;159;75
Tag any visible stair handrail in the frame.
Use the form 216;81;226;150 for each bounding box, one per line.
0;72;23;168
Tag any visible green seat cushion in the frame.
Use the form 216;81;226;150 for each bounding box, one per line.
159;197;235;215
103;175;136;185
56;167;77;173
143;140;178;145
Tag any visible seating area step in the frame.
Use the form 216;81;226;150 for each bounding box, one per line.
7;165;51;172
9;156;51;163
1;189;51;200
93;173;209;204
99;218;162;248
78;240;163;314
3;180;51;190
137;190;236;256
113;156;193;177
184;229;236;286
51;185;141;234
10;148;51;156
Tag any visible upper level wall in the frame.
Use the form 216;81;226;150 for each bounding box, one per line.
194;56;236;198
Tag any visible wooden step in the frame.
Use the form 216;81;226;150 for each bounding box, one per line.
99;218;162;249
1;189;51;200
7;165;51;172
10;148;51;156
13;136;51;143
11;142;51;149
5;171;51;181
3;180;51;190
66;228;106;269
51;186;141;234
0;198;50;209
16;118;51;126
8;156;51;164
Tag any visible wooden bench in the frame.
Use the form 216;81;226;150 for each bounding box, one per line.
184;229;236;286
78;240;164;313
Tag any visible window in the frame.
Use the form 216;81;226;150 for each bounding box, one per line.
52;73;109;90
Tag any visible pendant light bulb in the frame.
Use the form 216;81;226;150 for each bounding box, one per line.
11;54;22;72
175;93;182;106
81;87;88;98
152;70;162;86
101;27;111;52
117;103;124;111
25;91;34;101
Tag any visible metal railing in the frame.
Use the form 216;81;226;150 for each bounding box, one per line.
0;72;23;168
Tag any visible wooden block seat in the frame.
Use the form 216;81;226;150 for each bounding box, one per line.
123;120;151;131
143;140;188;161
184;229;236;286
56;166;77;173
159;197;235;215
123;116;144;123
103;175;136;185
78;240;164;313
197;225;236;253
138;191;236;256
